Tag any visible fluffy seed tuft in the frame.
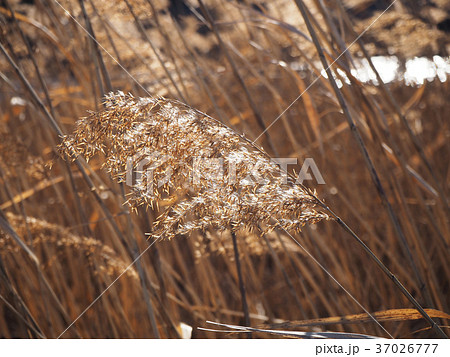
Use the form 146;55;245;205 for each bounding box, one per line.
60;92;330;239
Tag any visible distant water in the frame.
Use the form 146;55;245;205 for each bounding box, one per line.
351;55;449;85
314;55;449;86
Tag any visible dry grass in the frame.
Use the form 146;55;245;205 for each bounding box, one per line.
0;0;448;338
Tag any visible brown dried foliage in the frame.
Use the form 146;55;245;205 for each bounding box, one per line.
0;212;137;280
0;0;448;339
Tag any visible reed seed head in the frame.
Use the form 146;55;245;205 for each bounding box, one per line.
60;91;329;239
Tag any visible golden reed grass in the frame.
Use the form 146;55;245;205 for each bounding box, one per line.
1;0;448;338
60;91;330;239
0;212;137;280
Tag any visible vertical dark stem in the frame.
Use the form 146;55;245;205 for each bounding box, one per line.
230;230;251;338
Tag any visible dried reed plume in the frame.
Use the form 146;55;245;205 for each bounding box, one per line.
0;212;138;280
61;91;329;239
